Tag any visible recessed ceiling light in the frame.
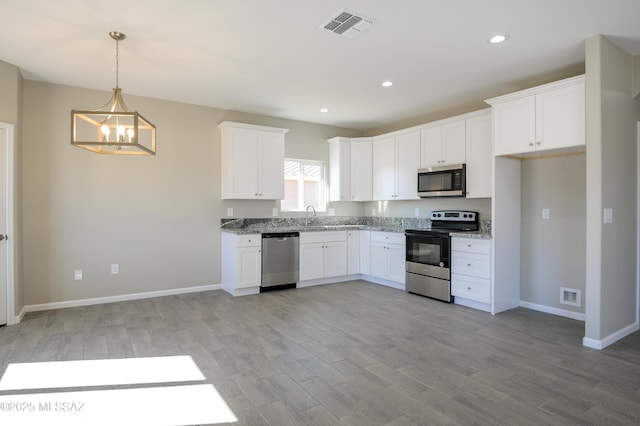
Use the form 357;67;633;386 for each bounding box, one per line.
382;81;393;87
320;108;329;113
489;34;508;44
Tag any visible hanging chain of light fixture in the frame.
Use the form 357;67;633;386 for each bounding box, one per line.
71;31;156;155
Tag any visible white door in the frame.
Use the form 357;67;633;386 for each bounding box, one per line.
0;125;9;326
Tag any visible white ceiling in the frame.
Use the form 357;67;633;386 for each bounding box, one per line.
1;0;640;131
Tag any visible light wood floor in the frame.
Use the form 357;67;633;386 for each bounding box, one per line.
1;281;639;425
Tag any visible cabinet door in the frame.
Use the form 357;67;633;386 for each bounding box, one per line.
370;242;389;278
359;230;371;275
350;139;373;201
420;125;442;167
347;231;360;275
226;128;258;198
328;138;350;201
535;82;585;151
442;120;466;165
258;131;285;199
387;244;406;283
373;137;397;200
324;241;348;278
299;243;324;281
493;95;536;156
237;246;261;288
395;131;421;200
465;114;492;198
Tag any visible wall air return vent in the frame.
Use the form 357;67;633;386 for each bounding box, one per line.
321;9;374;39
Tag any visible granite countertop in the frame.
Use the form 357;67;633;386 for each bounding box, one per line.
449;231;492;240
221;225;407;235
221;217;492;238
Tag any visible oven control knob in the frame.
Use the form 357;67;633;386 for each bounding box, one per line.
439;262;444;267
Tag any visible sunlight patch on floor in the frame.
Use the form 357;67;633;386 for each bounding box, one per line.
0;356;237;425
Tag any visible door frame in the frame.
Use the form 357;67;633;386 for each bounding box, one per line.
0;121;15;325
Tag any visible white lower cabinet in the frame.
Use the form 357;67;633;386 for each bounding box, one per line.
299;231;347;281
451;237;491;310
347;230;360;275
221;233;262;296
370;232;405;284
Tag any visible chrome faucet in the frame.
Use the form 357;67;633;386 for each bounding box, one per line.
305;205;316;226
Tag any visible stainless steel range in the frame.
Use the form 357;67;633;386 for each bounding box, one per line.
405;210;479;302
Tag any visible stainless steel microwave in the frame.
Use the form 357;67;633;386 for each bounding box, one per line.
417;164;466;198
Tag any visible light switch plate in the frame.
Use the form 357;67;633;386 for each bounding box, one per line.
227;207;233;217
414;208;420;217
542;208;550;220
74;269;83;281
272;207;278;217
111;264;119;275
371;208;376;216
604;208;613;224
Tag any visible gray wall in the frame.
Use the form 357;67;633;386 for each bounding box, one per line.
585;36;640;341
520;154;586;313
21;80;361;306
0;60;23;316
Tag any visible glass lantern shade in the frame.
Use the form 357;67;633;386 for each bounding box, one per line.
71;88;156;155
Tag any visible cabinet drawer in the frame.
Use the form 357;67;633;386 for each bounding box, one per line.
300;231;347;244
451;251;490;279
452;274;490;304
451;238;490;254
237;234;261;247
371;231;405;245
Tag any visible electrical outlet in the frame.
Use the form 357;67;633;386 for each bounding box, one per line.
414;208;420;217
272;207;278;217
603;208;613;224
74;269;83;281
226;207;233;217
328;208;336;216
542;208;550;220
371;208;376;216
111;264;119;275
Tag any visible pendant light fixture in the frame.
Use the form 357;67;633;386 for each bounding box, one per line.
71;31;156;155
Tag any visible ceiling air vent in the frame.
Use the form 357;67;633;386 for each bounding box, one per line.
321;9;374;39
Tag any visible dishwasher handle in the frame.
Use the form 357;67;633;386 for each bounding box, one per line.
262;232;300;239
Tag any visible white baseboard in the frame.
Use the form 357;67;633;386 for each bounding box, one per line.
519;300;586;321
297;275;357;288
583;321;640;350
455;297;491;313
22;284;222;315
361;275;405;291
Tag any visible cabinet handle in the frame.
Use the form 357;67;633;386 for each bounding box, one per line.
536;142;541;145
528;143;534;147
258;249;261;253
467;263;472;267
467;244;471;247
467;286;471;290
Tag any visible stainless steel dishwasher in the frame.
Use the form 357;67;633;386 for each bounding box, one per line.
261;232;299;291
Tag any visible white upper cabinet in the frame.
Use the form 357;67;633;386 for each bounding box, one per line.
328;137;373;202
328;137;350;202
350;138;373;201
487;75;585;156
373;130;420;200
421;120;466;167
465;112;492;198
219;121;288;199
